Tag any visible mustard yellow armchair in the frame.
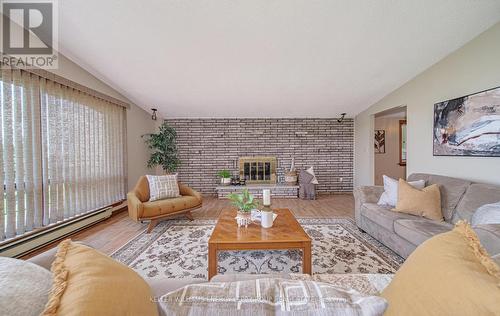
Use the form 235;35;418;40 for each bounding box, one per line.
127;176;202;232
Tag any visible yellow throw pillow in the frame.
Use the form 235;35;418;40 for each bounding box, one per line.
394;179;443;221
381;221;500;316
42;240;158;316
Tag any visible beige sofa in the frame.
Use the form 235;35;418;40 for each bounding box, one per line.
26;245;292;298
354;173;500;259
26;246;304;315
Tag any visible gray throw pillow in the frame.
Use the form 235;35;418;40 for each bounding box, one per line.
159;278;387;316
0;257;52;316
471;201;500;226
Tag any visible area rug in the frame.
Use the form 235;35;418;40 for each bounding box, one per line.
111;218;403;280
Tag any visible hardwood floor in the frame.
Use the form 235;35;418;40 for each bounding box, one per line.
22;194;354;259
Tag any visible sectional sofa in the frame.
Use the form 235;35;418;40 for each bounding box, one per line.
354;173;500;259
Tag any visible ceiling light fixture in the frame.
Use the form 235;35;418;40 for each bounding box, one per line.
337;113;346;123
151;108;158;121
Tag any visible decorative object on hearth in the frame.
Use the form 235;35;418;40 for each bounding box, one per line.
230;176;242;186
285;171;298;185
227;189;257;228
299;169;317;200
375;130;386;154
217;170;232;185
285;158;298;185
433;85;500;157
142;121;180;172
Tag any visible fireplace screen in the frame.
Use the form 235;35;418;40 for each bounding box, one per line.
239;157;277;184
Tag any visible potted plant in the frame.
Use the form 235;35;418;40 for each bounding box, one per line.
143;122;180;173
217;170;232;186
227;189;257;227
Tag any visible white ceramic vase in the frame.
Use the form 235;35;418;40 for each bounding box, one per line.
261;211;274;228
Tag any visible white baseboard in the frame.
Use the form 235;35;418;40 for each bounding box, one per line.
0;207;113;258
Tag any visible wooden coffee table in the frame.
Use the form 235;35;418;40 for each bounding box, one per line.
208;208;312;280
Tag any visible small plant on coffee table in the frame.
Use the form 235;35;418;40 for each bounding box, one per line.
227;189;256;212
227;189;257;227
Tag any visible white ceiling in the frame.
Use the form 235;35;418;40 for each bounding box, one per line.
58;0;500;118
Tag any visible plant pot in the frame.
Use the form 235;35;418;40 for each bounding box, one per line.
220;178;232;185
235;210;252;228
261;211;274;228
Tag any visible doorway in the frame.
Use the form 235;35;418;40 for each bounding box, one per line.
373;106;407;185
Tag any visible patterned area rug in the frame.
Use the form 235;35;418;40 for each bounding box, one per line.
112;218;403;280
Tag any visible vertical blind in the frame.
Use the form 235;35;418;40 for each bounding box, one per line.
0;68;126;241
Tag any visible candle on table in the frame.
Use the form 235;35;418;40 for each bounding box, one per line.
263;189;271;206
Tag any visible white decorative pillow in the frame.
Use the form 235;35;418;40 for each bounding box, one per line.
306;166;319;184
0;257;52;316
160;278;387;316
377;175;425;207
146;174;180;201
471;201;500;226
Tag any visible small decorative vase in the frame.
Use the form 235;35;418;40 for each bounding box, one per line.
261;211;274;228
221;178;231;185
235;211;252;228
285;171;298;185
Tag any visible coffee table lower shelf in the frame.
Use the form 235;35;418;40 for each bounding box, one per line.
208;241;312;280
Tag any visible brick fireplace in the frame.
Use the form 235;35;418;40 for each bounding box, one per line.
239;156;277;184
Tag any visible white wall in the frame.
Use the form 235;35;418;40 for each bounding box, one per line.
126;107;165;190
355;22;500;187
51;54;158;190
51;55;130;103
374;117;406;185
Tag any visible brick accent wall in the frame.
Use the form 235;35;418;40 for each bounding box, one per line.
166;118;354;195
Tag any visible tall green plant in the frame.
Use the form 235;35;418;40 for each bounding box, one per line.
143;121;180;173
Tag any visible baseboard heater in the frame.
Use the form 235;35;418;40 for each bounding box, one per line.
0;207;113;258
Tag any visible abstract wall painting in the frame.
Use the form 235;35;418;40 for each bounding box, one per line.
375;130;386;154
433;86;500;157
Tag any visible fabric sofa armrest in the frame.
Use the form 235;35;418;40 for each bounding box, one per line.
179;183;202;204
27;246;58;271
353;186;384;227
27;241;88;271
473;224;500;262
127;191;144;221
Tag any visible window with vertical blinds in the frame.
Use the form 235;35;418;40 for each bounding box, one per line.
0;68;126;241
